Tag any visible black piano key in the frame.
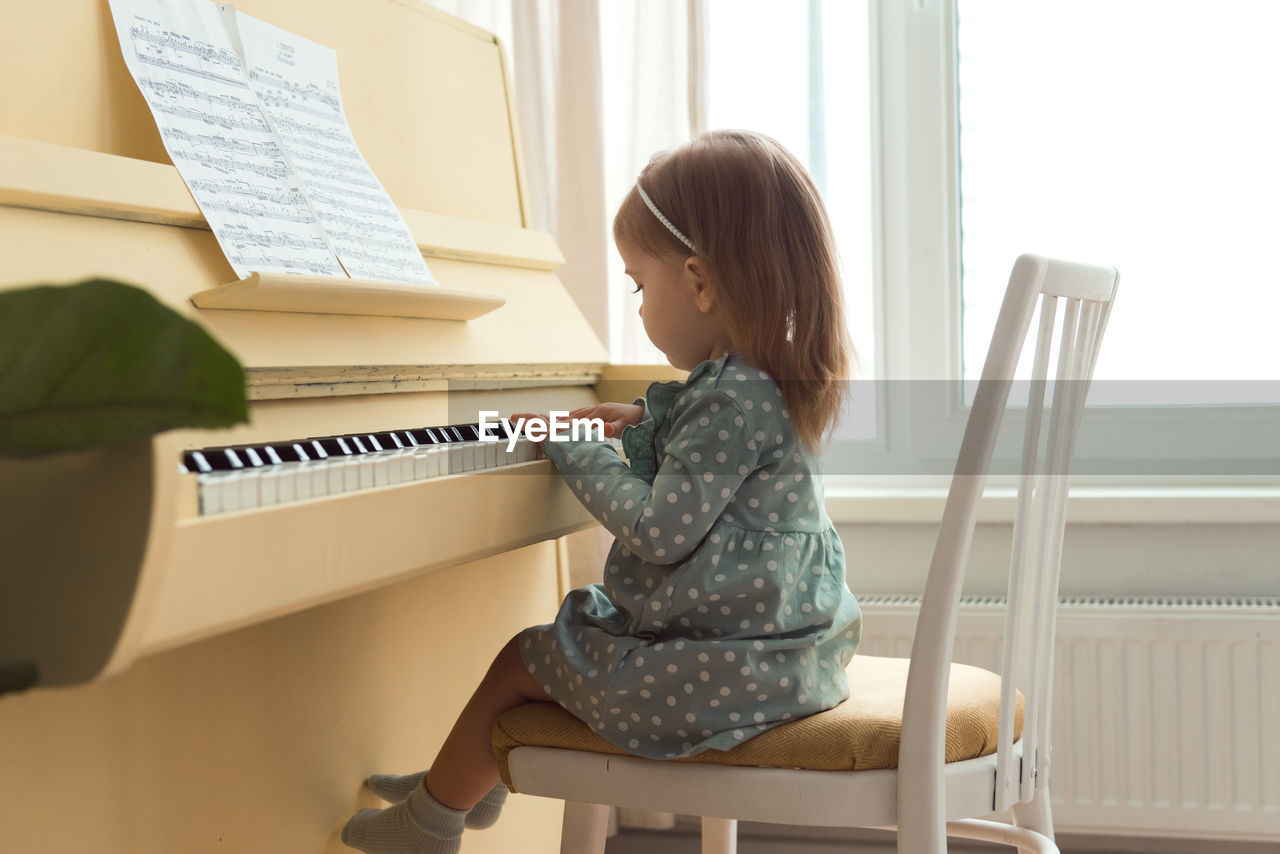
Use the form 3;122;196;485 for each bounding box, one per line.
200;447;244;471
348;435;370;454
235;446;266;467
372;431;405;449
409;428;442;445
265;443;305;463
183;450;214;473
310;437;349;458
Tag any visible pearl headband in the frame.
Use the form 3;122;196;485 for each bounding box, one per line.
636;183;698;254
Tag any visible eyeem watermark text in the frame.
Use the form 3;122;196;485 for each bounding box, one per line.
478;411;605;451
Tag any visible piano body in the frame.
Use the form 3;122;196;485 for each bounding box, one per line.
0;1;660;850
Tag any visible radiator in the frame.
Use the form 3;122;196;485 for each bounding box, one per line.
858;595;1280;842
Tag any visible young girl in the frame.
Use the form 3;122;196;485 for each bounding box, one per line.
342;129;861;854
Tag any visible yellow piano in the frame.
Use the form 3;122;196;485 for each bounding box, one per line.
0;1;644;850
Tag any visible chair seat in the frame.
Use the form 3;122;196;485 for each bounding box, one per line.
492;655;1023;789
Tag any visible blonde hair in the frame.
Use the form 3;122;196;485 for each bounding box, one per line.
613;130;855;452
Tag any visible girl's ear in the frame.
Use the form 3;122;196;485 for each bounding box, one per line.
684;256;716;314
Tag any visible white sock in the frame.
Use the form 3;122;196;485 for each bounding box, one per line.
367;770;508;829
341;780;465;854
366;771;427;803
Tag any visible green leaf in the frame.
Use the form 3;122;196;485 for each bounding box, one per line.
0;279;248;457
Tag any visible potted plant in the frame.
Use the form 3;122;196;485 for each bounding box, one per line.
0;278;247;694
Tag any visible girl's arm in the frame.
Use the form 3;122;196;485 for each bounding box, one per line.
542;390;761;566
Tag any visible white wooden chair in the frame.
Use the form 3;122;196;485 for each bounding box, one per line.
493;255;1119;854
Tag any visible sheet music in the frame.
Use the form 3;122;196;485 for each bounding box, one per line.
227;9;435;285
107;0;436;286
108;0;342;278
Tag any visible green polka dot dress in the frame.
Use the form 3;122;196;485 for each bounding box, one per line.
529;354;861;759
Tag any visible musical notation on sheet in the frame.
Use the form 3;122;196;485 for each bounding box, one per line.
107;0;436;287
230;10;434;285
107;0;340;279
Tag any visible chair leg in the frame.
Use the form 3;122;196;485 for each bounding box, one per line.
1011;788;1055;845
946;820;1058;854
700;817;737;854
560;801;611;854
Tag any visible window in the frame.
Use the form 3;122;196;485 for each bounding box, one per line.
705;0;876;439
956;0;1280;398
849;0;1280;485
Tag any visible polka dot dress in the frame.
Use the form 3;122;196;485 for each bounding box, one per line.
530;354;861;759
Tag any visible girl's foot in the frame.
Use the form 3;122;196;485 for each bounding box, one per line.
366;771;509;829
341;783;465;853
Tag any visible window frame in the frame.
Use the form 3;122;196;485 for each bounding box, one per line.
829;0;1280;491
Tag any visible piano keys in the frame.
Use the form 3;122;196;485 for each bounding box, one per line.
181;422;540;515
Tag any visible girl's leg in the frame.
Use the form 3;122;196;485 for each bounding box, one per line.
425;634;549;810
342;635;548;853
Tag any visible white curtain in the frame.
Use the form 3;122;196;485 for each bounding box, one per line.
601;0;708;363
426;0;705;362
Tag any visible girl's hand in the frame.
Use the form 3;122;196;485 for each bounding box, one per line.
568;402;645;439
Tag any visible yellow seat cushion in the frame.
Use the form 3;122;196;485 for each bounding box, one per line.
492;655;1023;789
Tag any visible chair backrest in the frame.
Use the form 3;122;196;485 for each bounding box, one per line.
896;255;1119;849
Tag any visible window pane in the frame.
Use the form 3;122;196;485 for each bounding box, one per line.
956;1;1280;402
707;0;875;437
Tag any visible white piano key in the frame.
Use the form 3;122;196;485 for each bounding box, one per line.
307;462;328;498
385;456;402;485
371;455;392;486
294;464;313;501
428;446;447;477
259;468;280;506
411;450;431;480
396;451;415;482
219;472;243;513
239;472;261;509
276;463;298;503
357;457;376;490
326;460;346;494
198;474;222;515
342;458;361;492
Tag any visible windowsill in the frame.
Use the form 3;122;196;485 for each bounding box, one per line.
825;486;1280;525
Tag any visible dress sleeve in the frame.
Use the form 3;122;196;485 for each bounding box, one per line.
543;389;760;565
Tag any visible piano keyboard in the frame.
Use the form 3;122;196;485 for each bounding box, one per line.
181;423;539;516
